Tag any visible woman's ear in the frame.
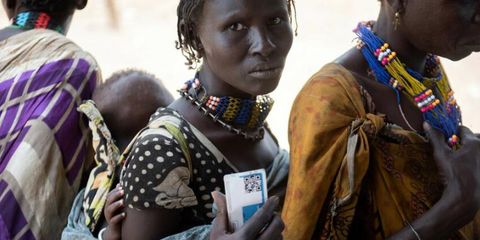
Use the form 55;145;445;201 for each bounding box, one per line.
75;0;87;10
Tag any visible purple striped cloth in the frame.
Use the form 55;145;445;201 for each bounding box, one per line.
0;29;100;240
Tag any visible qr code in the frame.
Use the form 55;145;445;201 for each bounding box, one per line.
243;174;262;193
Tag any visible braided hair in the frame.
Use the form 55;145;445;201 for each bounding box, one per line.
176;0;297;69
19;0;77;19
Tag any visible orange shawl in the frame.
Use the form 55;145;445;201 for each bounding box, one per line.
282;63;479;239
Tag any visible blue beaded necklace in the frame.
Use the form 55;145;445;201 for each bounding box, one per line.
354;22;462;147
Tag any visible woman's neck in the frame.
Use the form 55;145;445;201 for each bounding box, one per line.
9;9;71;35
198;64;254;99
373;7;427;74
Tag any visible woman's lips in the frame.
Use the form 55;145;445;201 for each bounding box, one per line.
248;66;283;79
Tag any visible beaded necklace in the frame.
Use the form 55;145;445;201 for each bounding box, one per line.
354;22;462;147
11;11;64;34
178;74;274;141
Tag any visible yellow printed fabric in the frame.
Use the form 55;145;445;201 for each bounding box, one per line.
282;63;479;240
78;100;121;232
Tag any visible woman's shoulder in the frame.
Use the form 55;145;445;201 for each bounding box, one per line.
127;108;191;152
300;63;361;97
3;29;99;68
293;63;365;114
121;108;198;210
148;107;189;127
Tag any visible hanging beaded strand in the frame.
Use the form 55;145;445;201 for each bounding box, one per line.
354;22;462;147
11;11;64;34
179;74;274;140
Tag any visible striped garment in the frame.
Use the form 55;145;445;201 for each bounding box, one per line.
0;29;100;240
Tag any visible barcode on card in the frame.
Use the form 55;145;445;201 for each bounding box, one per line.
243;174;262;193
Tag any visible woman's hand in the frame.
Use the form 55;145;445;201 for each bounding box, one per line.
102;184;125;240
388;123;480;240
425;123;480;221
210;191;284;240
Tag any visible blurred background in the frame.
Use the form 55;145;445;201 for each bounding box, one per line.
1;0;479;147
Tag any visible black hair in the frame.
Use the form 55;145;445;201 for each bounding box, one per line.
176;0;297;69
20;0;77;19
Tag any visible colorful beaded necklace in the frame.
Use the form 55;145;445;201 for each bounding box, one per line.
354;21;462;147
11;11;64;34
178;74;274;141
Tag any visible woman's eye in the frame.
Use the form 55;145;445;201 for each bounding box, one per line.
228;23;247;31
270;17;282;25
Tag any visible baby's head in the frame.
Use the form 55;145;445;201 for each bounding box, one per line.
93;69;174;150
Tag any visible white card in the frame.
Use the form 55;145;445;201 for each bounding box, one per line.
223;169;268;231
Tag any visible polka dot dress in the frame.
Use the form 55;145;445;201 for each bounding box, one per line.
121;108;236;225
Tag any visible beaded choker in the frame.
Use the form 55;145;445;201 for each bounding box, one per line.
11;11;64;34
354;22;462;148
178;74;274;141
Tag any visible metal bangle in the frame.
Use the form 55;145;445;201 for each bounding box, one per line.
407;222;421;240
98;227;107;240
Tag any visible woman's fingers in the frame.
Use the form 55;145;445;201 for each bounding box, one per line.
257;214;284;240
423;122;448;152
210;191;229;237
109;212;126;225
106;186;124;206
107;199;124;215
238;196;279;239
459;125;476;145
105;185;124;223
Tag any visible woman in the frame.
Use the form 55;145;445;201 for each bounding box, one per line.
283;0;480;239
118;0;295;239
0;0;99;239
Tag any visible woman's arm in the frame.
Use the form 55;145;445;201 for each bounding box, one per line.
388;123;480;239
119;132;198;239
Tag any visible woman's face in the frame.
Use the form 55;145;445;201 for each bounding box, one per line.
401;0;480;60
197;0;293;96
